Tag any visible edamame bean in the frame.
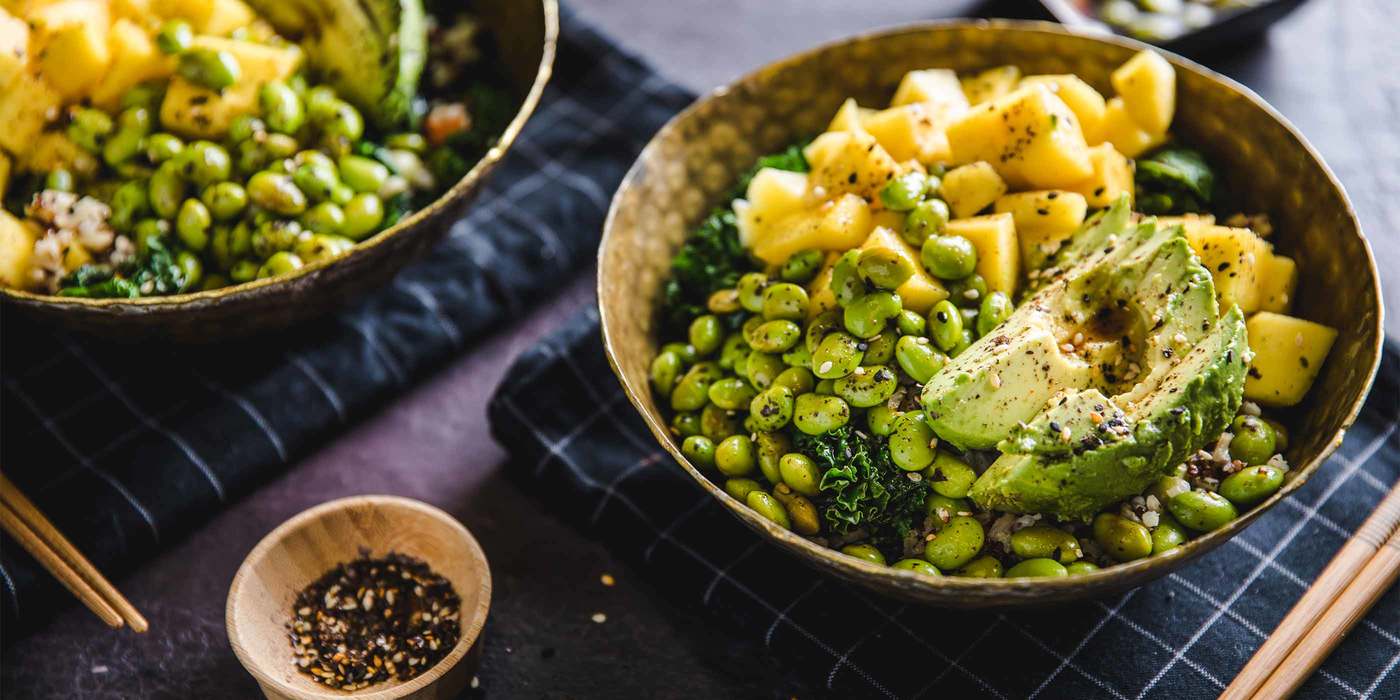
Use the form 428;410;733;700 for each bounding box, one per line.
781;343;811;369
793;393;850;435
928;300;964;352
737;272;768;313
229;259;259;282
661;342;698;365
300;201;346;235
715;435;757;476
257;251;304;279
688;314;724;356
745;351;785;389
1229;415;1278;465
773;490;820;535
251;220;304;257
1010;525;1083;563
844;291;902;339
841;544;886;566
891;559;940;576
259;82;305;134
895;335;945;383
921;234;978;280
651;350;683;396
926;493;971;527
132;219;169;255
1219;465;1284;507
958;555;1003;578
1005;558;1068;578
146;133;184;164
833;364;897;408
717;333;748;371
903;198;949;246
341;193;384;240
156;20;192;54
102;128;145;167
725;478;763;502
671;362;722;412
895;309;926;336
707;288;741;314
749;319;802;353
829;250;865;307
671;411;702;438
175;250;203;290
1093;513;1153;561
176;198;211;251
682;435;716;469
946;273;988;308
1066;561;1101;575
321;99;365;142
248;171;308;216
200;182;247;221
294;233;355;264
754;431;790;485
771;367;815;395
700;403;740;442
148;162;186;218
780;249;824;283
814;379;835;395
863;332;896;365
924;516;984;570
708;377;757;411
856;248;915;290
385;132;427;153
228;115;264;143
1264;418;1289;451
927;452;976;499
805;310;843;354
109;180;149;233
778;453;822;497
749;385;794;431
879;171;929;212
178;48;241;90
746;491;791;529
889;412;936;471
118;105;152;133
866;406;901;437
44;169;73;192
180;141;231;186
339;155;391;193
812;332;864;379
762;283;809;321
120;81;164;111
292;160;340;202
67;108;113;153
264;133;300;159
1168;490;1238;532
304;86;338;121
200;274;228;291
977;291;1013;337
1151;512;1188;554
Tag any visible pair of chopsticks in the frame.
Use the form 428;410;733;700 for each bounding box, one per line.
0;472;147;632
1223;478;1400;699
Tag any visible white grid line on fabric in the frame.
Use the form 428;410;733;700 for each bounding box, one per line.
190;371;287;462
765;579;824;646
1365;647;1400;698
497;394;899;700
23;376;131;426
394;279;463;347
0;560;19;619
1090;599;1226;691
913;617;1003;699
702;541;762;605
589;452;661;524
526;391;628;477
1167;572;1362;698
512;139;611;211
1028;590;1138;700
643;494;712;562
337;317;406;385
3;378;160;539
63;342;225;501
826;605;900;690
1276;492;1353;540
1355;464;1391;495
486;198;571;268
1136;421;1398;699
848;589;1009;700
12;346;69;382
287;352;346;421
998;614;1129;700
557;350;661;456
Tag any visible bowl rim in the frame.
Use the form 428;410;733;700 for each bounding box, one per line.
225;494;492;700
597;18;1384;596
1;0;560;312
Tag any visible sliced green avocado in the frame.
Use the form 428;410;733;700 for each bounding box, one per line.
244;0;427;129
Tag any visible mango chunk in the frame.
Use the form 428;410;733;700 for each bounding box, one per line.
198;0;254;35
1099;97;1166;159
1256;254;1298;314
994;190;1087;270
946;212;1018;297
159;35;301;138
0;8;29;87
863;102;955;164
1021;74;1107;143
860;225;947;313
93;18;175;109
1185;224;1272;314
734;167;809;248
1111;49;1175;135
891;69;969;112
806;252;841;316
960;65;1021;105
947;85;1093;190
0;151;9;202
0;71;62;157
26;0;108;39
0;209;38;290
751;193;873;265
39;20;110;100
1244;312;1336;407
826;98;871;135
807;130;900;202
112;0;157;24
940;161;1006;219
1066;143;1133;209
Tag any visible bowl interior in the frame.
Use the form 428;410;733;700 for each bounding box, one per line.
599;20;1382;605
227;496;491;699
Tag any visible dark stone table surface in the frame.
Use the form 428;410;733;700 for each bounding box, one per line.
3;1;1396;698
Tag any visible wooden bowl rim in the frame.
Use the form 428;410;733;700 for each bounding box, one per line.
598;18;1384;599
225;495;492;700
1;0;559;314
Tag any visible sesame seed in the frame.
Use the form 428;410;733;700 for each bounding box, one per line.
990;372;1002;388
818;361;834;374
591;613;608;624
600;574;615;587
1295;333;1304;348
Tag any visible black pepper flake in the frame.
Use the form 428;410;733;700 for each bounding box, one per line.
289;551;462;692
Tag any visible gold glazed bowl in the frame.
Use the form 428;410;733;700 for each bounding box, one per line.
1;0;557;341
598;20;1384;606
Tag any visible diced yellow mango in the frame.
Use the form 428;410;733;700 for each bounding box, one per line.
198;0;253;35
1021;74;1106;143
27;131;93;175
862;102;954;164
946;213;1019;297
860;225;947;313
947;85;1093;190
92;18;174;109
0;209;36;290
0;71;61;157
1243;312;1337;407
960;65;1021;105
1156;213;1214;232
159;35;301;138
940;161;1006;220
995;191;1087;270
0;151;9;202
1099;97;1166;159
807;130;901;202
892;69;969;113
0;8;29;87
1066;144;1133;209
1185;224;1271;314
735;167;809;248
752;193;873;265
1256;254;1297;314
26;0;107;40
112;0;156;25
806;252;841;316
1111;49;1175;135
38;19;110;99
826;98;870;135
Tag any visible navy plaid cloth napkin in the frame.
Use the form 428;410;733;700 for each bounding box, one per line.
0;13;692;638
488;311;1400;699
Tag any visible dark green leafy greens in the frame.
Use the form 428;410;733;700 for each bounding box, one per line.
57;237;185;298
1135;147;1216;215
797;426;929;551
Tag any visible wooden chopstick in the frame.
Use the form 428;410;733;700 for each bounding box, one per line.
0;473;148;632
1223;479;1400;699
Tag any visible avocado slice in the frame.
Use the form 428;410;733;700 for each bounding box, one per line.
243;0;427;129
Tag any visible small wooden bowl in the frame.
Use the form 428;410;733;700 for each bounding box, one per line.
227;496;491;700
598;20;1384;607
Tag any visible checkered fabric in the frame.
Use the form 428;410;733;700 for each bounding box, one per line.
0;13;692;639
488;311;1400;700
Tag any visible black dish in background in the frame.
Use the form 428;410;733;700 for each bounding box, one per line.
1037;0;1310;57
